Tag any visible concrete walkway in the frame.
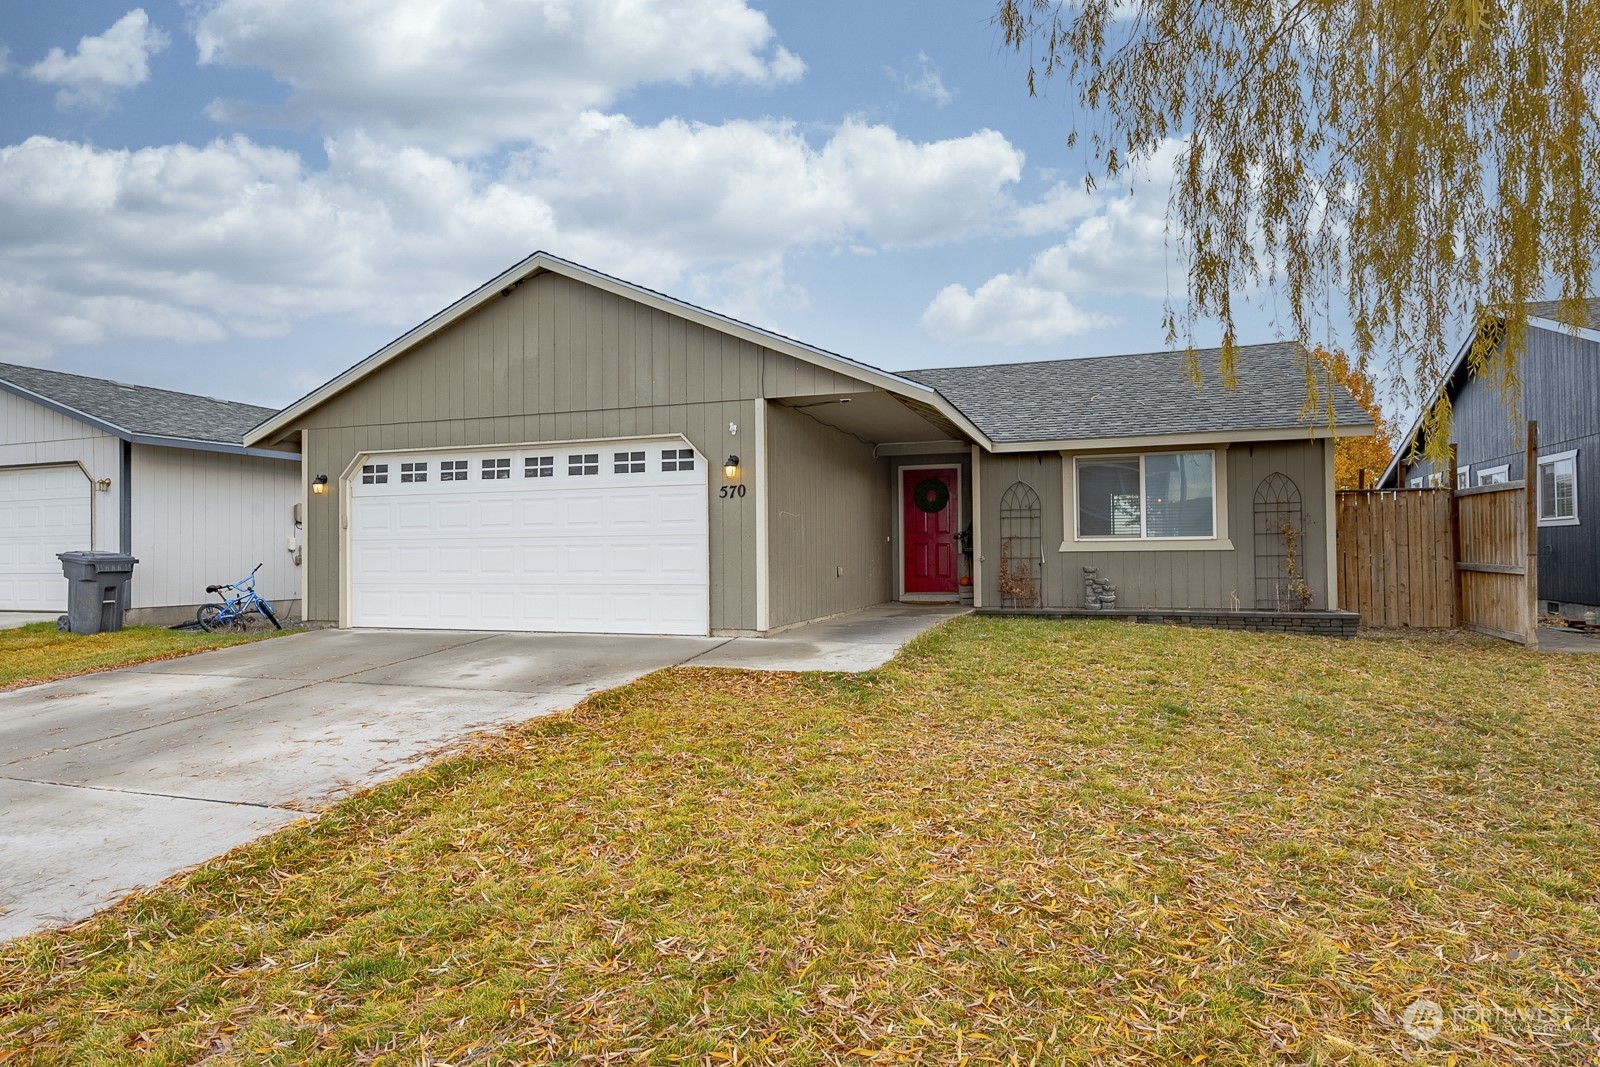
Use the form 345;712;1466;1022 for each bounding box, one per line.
1539;625;1600;653
0;603;965;941
0;612;59;630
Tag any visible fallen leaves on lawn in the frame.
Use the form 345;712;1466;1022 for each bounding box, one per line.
2;619;1598;1065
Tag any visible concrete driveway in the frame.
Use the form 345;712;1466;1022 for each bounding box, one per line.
0;604;964;940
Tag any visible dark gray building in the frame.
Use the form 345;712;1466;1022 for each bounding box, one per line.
1381;300;1600;616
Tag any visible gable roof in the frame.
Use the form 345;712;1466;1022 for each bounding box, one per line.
903;342;1374;448
1378;297;1600;486
246;251;994;450
0;361;296;459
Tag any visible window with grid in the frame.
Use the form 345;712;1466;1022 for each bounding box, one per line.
361;463;388;485
662;448;696;472
481;457;511;480
1076;452;1215;540
440;460;468;482
524;455;554;478
1538;450;1579;525
614;450;646;474
568;453;599;476
400;461;427;483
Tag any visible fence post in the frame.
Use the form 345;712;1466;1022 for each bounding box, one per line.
1525;421;1540;648
1448;443;1462;628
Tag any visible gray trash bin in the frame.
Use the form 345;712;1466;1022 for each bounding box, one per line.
56;551;139;635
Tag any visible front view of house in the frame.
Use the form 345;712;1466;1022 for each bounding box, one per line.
247;253;1373;635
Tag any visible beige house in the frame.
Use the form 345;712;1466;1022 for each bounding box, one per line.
248;253;1373;636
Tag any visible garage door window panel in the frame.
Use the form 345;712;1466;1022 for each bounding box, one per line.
569;454;599;476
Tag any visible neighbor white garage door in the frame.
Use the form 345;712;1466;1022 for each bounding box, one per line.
348;438;709;635
0;465;92;611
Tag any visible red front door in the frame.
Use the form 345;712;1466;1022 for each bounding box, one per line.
903;467;959;595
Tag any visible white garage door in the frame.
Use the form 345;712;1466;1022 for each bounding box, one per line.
0;465;92;611
348;438;710;635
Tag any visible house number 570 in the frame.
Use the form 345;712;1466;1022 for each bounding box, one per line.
719;485;747;499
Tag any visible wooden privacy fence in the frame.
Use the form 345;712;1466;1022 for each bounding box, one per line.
1456;481;1539;643
1336;421;1540;646
1336;489;1455;628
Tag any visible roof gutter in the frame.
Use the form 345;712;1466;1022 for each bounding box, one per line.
989;421;1374;454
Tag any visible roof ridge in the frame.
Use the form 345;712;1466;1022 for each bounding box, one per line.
903;340;1302;377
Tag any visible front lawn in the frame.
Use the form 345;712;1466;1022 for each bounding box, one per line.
0;622;282;691
3;618;1597;1064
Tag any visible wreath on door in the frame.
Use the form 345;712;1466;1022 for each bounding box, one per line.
912;476;951;513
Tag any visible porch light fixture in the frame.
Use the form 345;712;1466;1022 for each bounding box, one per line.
723;455;740;479
311;474;329;495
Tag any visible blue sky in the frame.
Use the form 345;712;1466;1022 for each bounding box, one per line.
2;1;1341;409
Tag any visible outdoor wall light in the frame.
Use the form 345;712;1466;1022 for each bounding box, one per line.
723;455;741;479
311;474;329;495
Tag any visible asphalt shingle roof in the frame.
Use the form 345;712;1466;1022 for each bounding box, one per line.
902;342;1373;445
1524;297;1600;332
0;361;277;447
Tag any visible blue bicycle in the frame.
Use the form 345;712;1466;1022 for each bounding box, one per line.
196;563;282;632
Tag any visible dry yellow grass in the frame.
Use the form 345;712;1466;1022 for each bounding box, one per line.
2;617;1598;1064
0;622;280;691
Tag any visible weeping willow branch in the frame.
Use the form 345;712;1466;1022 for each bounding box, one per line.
996;0;1599;462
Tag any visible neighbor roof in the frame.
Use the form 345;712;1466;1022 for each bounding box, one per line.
1524;297;1600;333
0;361;296;459
1378;297;1600;486
903;342;1373;446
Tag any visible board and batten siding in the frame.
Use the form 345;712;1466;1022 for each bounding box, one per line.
976;440;1334;611
1405;324;1599;607
127;444;302;614
293;271;875;631
0;389;122;554
765;403;891;629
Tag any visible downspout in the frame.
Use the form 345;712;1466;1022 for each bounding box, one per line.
119;440;132;554
970;443;983;608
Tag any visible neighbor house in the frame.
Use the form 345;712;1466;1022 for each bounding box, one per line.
1379;299;1600;617
245;253;1373;637
0;362;303;624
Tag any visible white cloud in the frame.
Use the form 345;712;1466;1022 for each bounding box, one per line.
26;9;169;108
922;139;1189;344
194;0;806;153
0;116;1028;360
888;52;953;106
921;275;1114;344
525;113;1023;253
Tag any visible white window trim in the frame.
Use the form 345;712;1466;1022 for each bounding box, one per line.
1407;475;1424;489
1061;448;1234;552
1537;448;1580;527
1476;464;1509;486
1456;465;1470;487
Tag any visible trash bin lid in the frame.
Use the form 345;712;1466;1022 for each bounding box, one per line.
56;550;140;571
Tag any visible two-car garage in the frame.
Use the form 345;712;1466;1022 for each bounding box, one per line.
346;437;710;636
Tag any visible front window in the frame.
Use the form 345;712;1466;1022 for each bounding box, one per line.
1077;452;1215;540
1538;450;1579;525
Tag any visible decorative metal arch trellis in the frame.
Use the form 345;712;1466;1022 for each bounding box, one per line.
998;481;1042;608
1254;472;1304;609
